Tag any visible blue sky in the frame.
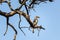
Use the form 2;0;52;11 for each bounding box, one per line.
0;0;60;40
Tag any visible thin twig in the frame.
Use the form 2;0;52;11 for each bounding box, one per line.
18;0;27;10
8;23;17;40
37;28;41;36
18;14;26;35
7;0;14;11
4;17;9;36
20;27;29;28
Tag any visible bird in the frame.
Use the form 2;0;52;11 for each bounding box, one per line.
33;16;40;26
32;16;40;33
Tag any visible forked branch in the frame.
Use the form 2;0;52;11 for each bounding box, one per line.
0;9;45;39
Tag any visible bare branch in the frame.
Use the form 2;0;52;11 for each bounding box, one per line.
18;0;27;10
4;17;9;36
0;0;14;11
8;23;17;40
18;14;26;35
0;10;44;30
0;0;54;40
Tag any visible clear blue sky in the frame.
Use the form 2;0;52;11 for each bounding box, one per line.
0;0;60;40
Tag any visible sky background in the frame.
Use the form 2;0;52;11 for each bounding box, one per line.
0;0;60;40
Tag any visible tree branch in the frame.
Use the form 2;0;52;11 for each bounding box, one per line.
0;10;33;27
0;9;45;39
8;23;17;40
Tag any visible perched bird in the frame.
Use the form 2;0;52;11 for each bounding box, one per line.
32;16;40;33
33;16;40;26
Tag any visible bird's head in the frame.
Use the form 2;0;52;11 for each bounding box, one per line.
35;16;40;18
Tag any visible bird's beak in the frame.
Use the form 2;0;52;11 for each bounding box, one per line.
37;16;40;18
35;16;40;18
